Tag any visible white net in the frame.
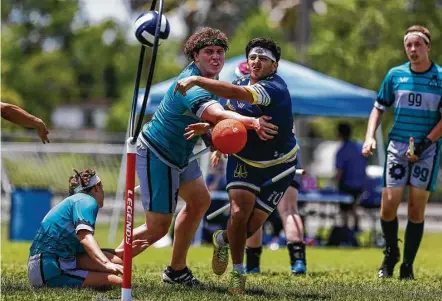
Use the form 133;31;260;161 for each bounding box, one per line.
1;142;126;194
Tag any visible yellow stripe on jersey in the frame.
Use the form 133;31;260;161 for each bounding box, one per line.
244;84;272;106
244;85;259;105
233;144;299;168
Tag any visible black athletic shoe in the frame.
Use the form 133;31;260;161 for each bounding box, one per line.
161;266;204;287
399;263;415;280
378;245;400;279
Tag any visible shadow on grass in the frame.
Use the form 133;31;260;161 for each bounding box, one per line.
254;270;331;278
133;282;331;300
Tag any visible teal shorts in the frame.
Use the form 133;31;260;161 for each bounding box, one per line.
28;253;87;288
136;143;202;214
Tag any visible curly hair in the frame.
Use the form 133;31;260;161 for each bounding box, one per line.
68;168;97;196
183;27;229;60
405;25;431;44
245;38;281;62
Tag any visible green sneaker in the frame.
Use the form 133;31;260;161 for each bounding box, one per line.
228;270;246;295
211;230;229;275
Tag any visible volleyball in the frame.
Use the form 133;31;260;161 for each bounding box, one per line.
134;11;170;47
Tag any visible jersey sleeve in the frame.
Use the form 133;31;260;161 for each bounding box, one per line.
73;197;99;234
181;86;218;118
375;70;395;111
243;80;279;106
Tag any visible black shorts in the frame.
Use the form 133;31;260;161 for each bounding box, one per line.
338;184;363;211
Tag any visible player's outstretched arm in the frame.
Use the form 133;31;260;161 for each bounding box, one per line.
174;76;255;104
362;107;383;157
201;102;278;140
1;102;50;143
77;230;123;275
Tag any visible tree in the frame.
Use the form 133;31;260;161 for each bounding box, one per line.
306;0;442;140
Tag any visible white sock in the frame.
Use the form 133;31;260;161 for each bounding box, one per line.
216;230;227;247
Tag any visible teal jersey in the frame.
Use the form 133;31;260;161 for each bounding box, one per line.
29;193;99;259
375;62;442;144
140;63;219;169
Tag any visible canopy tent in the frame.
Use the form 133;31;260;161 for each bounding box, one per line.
136;56;377;117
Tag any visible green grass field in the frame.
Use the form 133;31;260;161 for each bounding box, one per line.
2;224;442;301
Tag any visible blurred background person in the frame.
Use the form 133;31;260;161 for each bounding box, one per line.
335;122;367;233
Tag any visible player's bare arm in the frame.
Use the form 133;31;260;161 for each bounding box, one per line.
78;230;123;275
362;107;383;157
174;76;255;104
1;102;50;143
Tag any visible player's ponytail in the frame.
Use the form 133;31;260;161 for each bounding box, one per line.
68;168;98;195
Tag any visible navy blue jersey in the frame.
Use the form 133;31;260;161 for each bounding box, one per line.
225;74;297;167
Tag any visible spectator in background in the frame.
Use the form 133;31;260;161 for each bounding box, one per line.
1;102;50;144
335;122;367;232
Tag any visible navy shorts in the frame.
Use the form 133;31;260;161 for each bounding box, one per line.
226;156;296;214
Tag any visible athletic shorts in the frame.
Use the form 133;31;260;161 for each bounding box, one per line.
383;140;441;192
290;151;303;190
136;142;202;214
28;253;87;288
226;155;296;214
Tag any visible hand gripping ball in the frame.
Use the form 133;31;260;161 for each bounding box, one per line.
212;119;247;155
134;11;170;47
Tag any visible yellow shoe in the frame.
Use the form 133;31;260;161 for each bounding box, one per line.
228;270;246;295
211;230;229;275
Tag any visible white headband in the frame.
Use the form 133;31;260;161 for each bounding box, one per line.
248;47;276;62
404;31;430;44
74;174;101;193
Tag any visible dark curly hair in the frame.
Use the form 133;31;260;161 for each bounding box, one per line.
184;27;229;60
245;38;281;62
69;168;97;196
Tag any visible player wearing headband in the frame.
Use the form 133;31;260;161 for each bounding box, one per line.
117;28;277;287
27;169;148;289
362;25;442;280
175;37;298;293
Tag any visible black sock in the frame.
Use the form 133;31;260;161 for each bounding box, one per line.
166;265;188;275
403;220;424;265
245;246;262;270
381;217;398;247
287;242;306;265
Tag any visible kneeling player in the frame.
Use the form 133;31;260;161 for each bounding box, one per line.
28;168;147;289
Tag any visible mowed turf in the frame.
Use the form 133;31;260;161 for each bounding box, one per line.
2;224;442;301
